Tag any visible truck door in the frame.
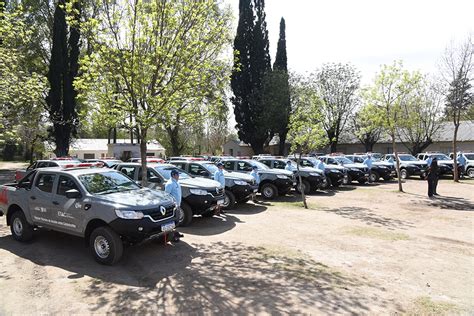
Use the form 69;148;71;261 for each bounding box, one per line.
138;167;164;190
29;173;58;228
50;175;86;235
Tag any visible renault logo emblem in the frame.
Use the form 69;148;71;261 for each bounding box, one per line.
160;206;166;216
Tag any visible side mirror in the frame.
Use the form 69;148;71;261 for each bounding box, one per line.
149;176;162;184
65;189;82;199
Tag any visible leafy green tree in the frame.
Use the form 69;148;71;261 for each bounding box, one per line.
440;36;473;182
397;78;445;155
45;0;81;157
312;63;361;153
268;17;291;155
364;61;422;192
75;0;232;185
351;103;384;152
231;0;272;154
287;76;327;208
0;3;46;158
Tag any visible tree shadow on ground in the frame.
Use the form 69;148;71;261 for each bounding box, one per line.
228;202;268;215
320;207;415;230
412;196;474;211
0;228;194;287
178;213;243;236
82;241;396;314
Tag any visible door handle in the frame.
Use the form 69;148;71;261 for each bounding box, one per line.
30;196;36;200
52;201;59;205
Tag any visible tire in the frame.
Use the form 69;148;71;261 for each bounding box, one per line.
261;183;278;200
296;179;311;194
466;167;474;178
223;190;236;210
321;177;331;189
89;226;123;265
400;169;408;179
179;202;193;227
10;210;34;242
369;171;379;183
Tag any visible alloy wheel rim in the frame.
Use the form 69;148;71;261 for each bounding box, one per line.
263;187;273;197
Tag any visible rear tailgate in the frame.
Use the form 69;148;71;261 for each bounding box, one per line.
0;185;17;214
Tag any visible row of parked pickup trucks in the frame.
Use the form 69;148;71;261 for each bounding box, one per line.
1;151;471;265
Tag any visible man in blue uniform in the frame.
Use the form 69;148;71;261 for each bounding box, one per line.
250;165;260;202
285;160;294;172
363;154;374;182
457;152;466;177
214;162;226;215
164;169;183;239
316;158;326;171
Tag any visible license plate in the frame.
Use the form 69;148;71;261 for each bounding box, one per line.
253;189;258;193
217;199;225;205
161;222;175;232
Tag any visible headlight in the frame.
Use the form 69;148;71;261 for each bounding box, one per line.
234;180;248;186
351;168;360;172
190;188;208;195
309;172;320;176
115;209;144;220
276;174;288;179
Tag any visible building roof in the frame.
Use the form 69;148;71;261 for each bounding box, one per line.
67;139;165;151
339;120;474;145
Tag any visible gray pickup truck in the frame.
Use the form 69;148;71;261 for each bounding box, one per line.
0;168;179;265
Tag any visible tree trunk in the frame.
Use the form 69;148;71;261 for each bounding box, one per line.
250;140;265;155
453;124;459;182
297;152;308;209
278;131;287;156
330;141;337;153
140;127;148;186
392;135;403;192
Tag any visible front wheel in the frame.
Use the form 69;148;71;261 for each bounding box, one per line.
89;226;123;265
223;190;236;210
369;171;379;183
261;183;278;200
467;168;474;178
10;211;34;242
179;202;193;227
400;169;408;179
296;179;311;194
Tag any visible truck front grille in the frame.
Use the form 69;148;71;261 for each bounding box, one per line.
207;187;224;196
146;205;175;221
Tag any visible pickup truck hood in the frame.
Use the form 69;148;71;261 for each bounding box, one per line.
94;188;175;208
180;177;221;189
260;169;293;177
404;161;428;167
374;161;393;167
342;163;366;169
436;159;454;165
224;171;254;181
297;167;323;174
325;165;345;171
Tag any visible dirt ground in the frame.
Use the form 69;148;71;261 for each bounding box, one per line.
0;163;473;314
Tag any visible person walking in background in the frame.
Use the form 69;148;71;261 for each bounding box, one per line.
250;166;260;202
457;152;466;178
363;154;374;182
214;162;226;215
427;158;439;198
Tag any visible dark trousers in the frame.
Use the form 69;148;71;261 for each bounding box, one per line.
428;176;438;197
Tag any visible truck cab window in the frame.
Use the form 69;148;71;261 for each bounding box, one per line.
35;174;57;193
57;176;79;196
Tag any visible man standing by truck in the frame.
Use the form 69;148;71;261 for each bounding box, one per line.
363;154;374;182
250;165;260;202
285;160;295;172
165;170;185;238
214;163;226;215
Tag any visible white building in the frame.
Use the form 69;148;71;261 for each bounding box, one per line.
46;138;166;160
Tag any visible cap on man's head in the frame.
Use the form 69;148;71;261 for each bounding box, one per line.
252;166;258;170
217;162;224;167
171;170;179;176
287;160;291;164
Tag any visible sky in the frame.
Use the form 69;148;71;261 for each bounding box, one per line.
226;0;474;84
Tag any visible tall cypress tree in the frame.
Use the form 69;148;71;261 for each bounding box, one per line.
231;0;272;154
272;17;291;155
45;0;80;157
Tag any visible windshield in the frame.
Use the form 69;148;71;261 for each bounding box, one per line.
248;160;270;170
431;154;450;160
78;171;140;195
335;157;353;164
306;158;321;165
465;154;474;160
203;163;219;173
154;166;191;180
399;155;418;161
